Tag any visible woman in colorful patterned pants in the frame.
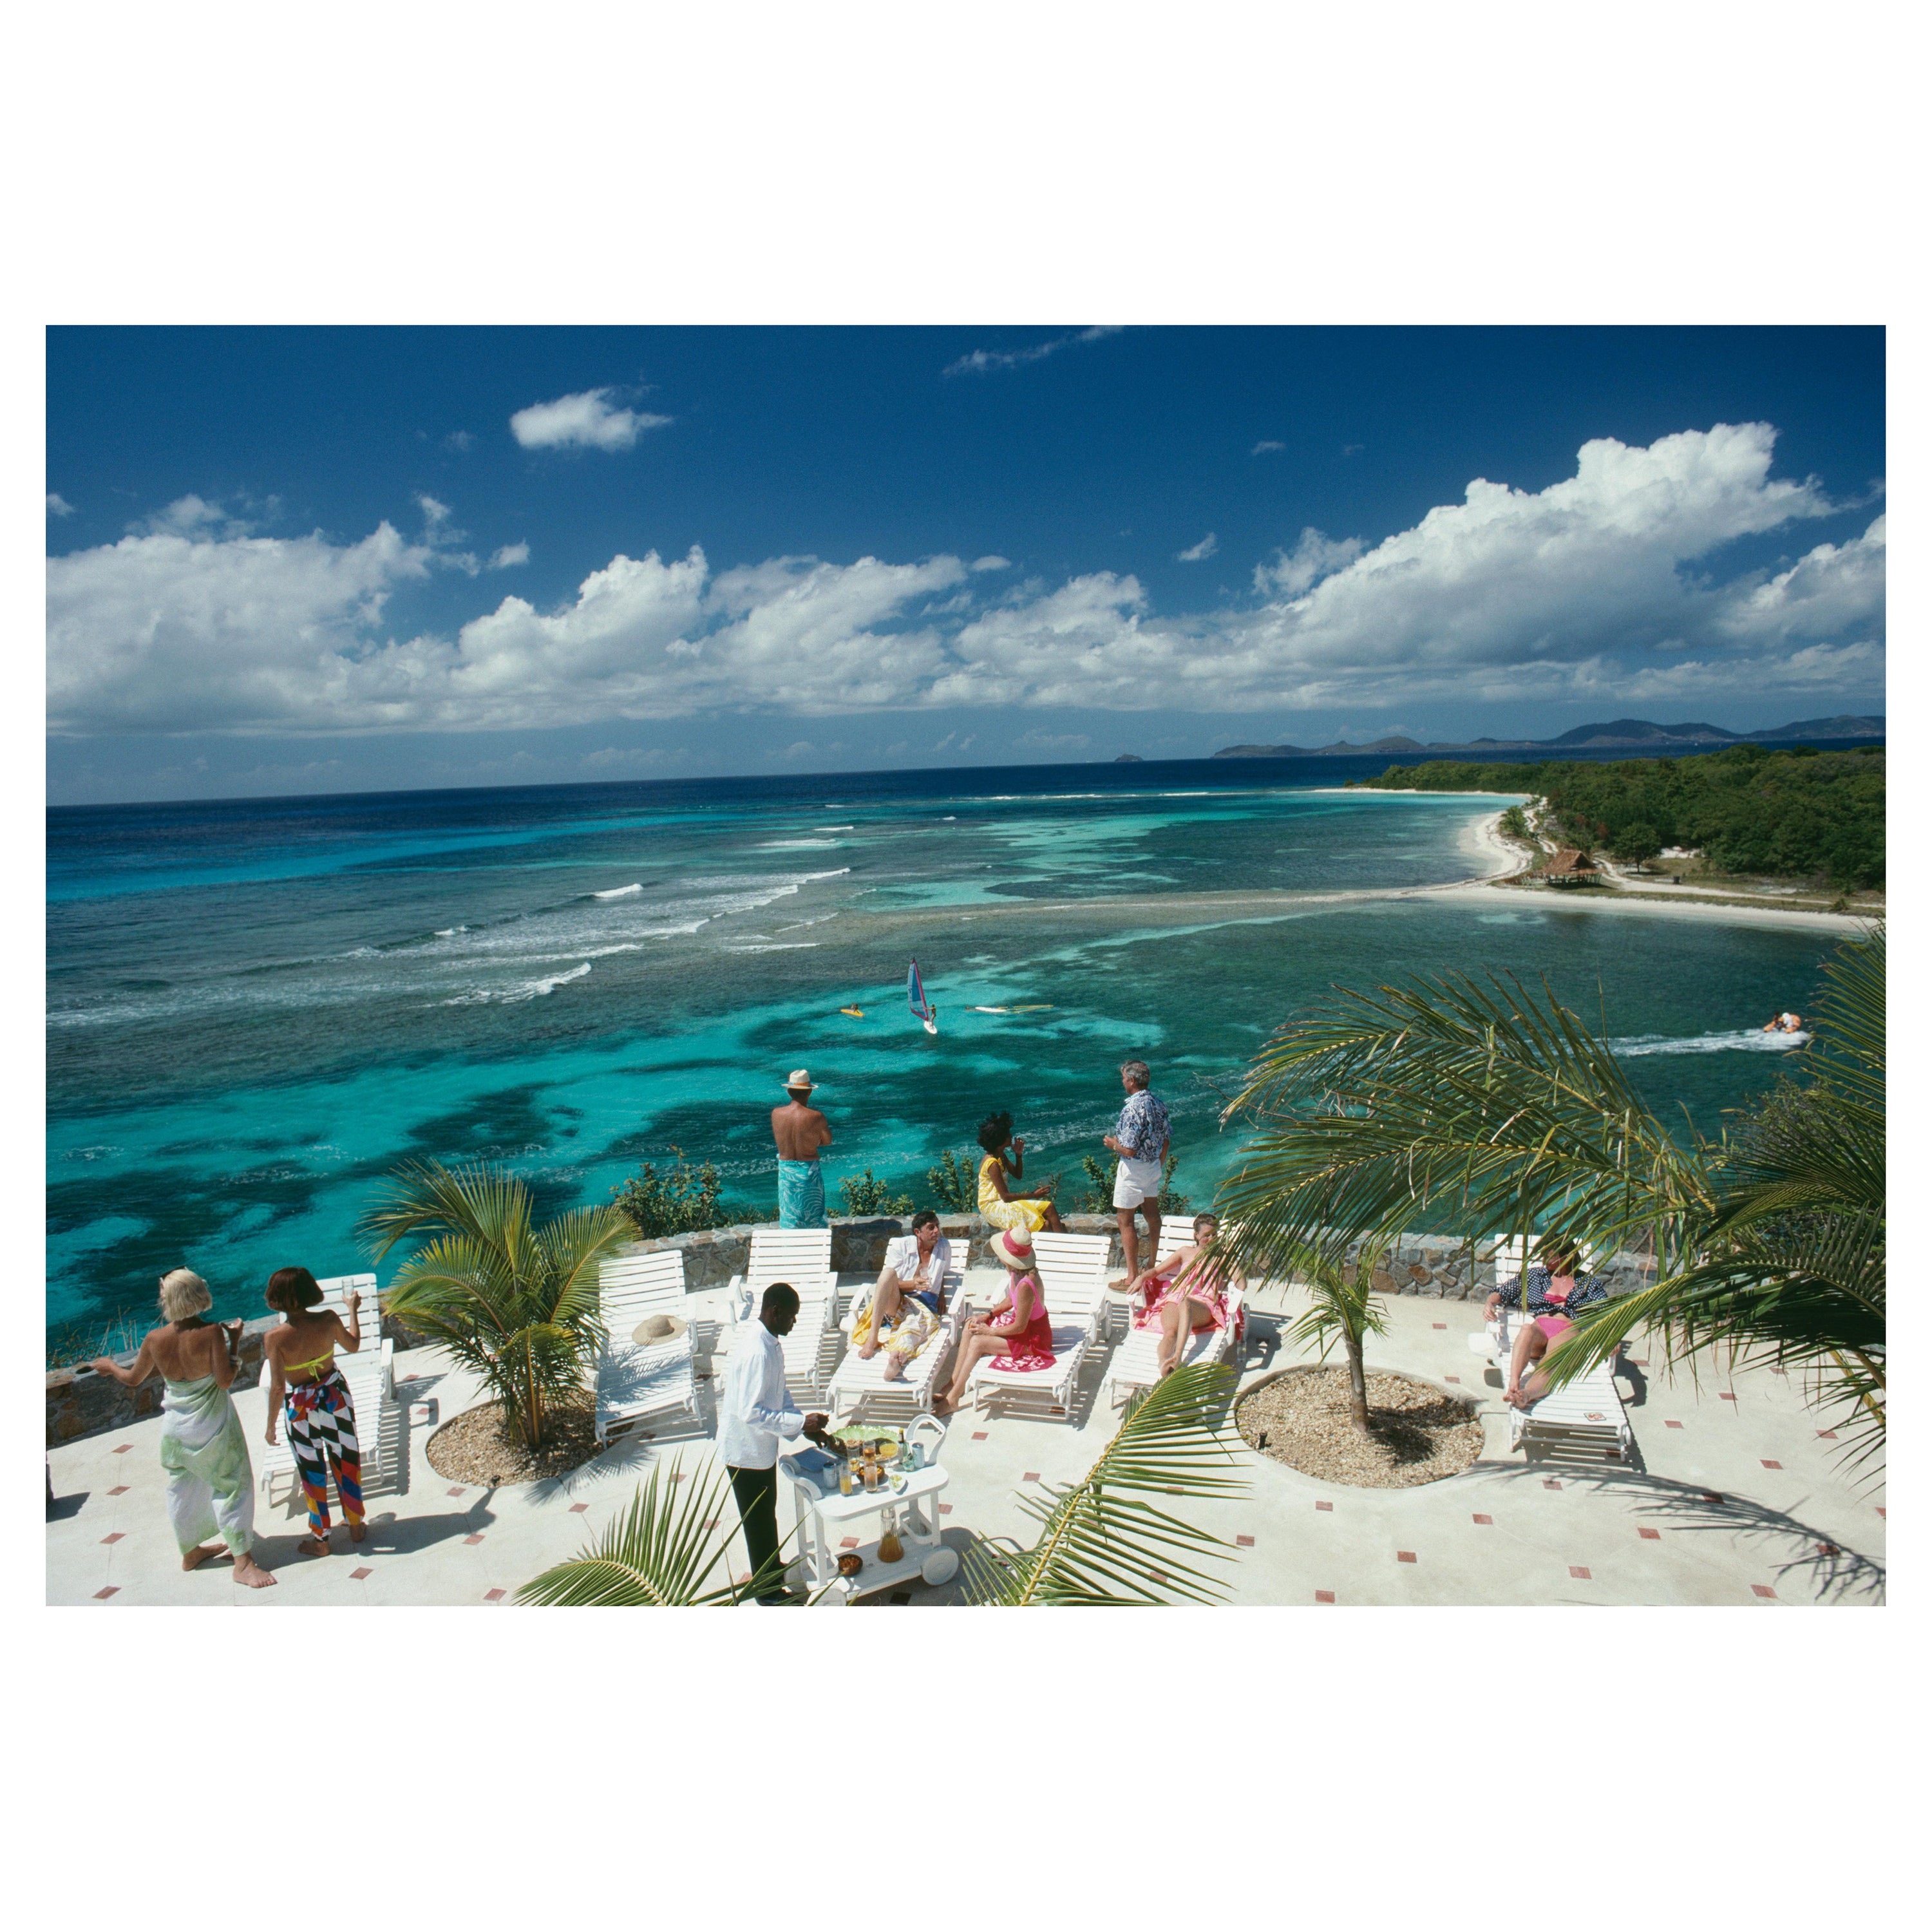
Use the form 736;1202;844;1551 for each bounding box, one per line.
263;1266;366;1555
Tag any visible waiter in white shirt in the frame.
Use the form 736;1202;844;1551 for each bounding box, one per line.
721;1282;829;1604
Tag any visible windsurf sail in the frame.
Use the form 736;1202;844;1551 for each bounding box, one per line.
907;958;938;1034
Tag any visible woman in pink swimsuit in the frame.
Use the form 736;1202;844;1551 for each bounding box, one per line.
1119;1211;1246;1377
1502;1241;1587;1408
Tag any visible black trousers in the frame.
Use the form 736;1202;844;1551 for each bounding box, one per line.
727;1463;786;1600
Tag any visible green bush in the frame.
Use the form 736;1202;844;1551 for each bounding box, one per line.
46;1305;147;1372
926;1147;978;1213
611;1147;738;1239
839;1168;916;1216
1499;804;1531;841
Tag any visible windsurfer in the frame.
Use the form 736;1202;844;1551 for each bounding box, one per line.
772;1068;833;1229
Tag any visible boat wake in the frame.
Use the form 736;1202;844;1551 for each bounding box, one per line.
1612;1027;1811;1057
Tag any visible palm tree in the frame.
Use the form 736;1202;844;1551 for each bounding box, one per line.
1273;1241;1390;1435
516;1361;1248;1607
1217;925;1883;1464
362;1160;634;1450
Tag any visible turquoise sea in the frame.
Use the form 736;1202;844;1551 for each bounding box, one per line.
46;759;1836;1343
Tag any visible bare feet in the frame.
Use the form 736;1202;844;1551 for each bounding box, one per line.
857;1341;878;1360
234;1552;278;1589
181;1541;226;1572
932;1393;957;1416
883;1357;905;1381
297;1534;330;1557
1109;1276;1133;1293
349;1521;367;1543
1505;1385;1538;1410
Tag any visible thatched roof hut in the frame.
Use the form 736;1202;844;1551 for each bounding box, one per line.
1541;847;1600;887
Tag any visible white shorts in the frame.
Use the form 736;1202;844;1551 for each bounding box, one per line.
1113;1155;1164;1210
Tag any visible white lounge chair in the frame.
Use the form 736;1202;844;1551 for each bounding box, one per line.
1467;1290;1631;1465
594;1249;701;1444
960;1236;1110;1421
260;1273;400;1506
826;1260;967;1422
1105;1283;1246;1411
728;1228;843;1403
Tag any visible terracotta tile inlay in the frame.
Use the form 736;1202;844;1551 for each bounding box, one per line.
1751;1584;1776;1599
1569;1566;1591;1579
113;1444;132;1454
971;1431;988;1441
1542;1479;1562;1490
569;1502;588;1513
1472;1514;1493;1526
938;1503;952;1514
1638;1528;1661;1540
107;1485;129;1496
100;1532;124;1545
1444;1375;1461;1384
840;1536;859;1549
1817;1430;1839;1439
1235;1535;1255;1548
463;1533;484;1545
1315;1500;1332;1512
1315;1589;1335;1603
1396;1550;1417;1564
1665;1419;1685;1428
93;1586;120;1599
484;1588;506;1602
447;1486;466;1497
1023;1472;1039;1482
1719;1392;1737;1401
1432;1322;1446;1330
1761;1459;1783;1470
350;1566;372;1580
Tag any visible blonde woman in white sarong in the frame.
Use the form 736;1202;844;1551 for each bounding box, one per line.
89;1269;276;1589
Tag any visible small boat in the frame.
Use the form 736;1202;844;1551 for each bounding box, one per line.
839;1005;864;1019
907;958;938;1036
969;1003;1056;1014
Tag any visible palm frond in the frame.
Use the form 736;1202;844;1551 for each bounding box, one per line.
517;1459;741;1606
962;1362;1246;1605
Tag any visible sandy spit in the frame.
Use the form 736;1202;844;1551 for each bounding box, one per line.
1425;883;1871;933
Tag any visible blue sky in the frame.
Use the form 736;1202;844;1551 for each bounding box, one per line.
46;325;1884;804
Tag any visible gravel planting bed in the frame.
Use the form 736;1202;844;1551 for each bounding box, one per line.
425;1397;602;1486
1236;1367;1484;1488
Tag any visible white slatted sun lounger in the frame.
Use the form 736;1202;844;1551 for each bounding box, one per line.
260;1273;399;1505
1468;1302;1631;1465
960;1238;1110;1421
728;1227;844;1403
826;1262;966;1422
594;1249;701;1444
1105;1283;1245;1411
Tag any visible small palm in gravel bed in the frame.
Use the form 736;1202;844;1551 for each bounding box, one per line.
363;1160;632;1451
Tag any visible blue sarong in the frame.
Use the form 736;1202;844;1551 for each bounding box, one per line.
777;1157;828;1229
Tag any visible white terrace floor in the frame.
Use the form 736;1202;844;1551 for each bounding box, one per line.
47;1274;1886;1609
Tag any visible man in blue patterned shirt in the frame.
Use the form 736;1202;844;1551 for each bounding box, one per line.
1104;1059;1170;1289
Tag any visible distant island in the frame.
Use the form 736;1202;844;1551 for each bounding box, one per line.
1213;714;1885;758
1114;753;1144;762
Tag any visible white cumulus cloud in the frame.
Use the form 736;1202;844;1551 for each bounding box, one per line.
970;555;1010;573
509;388;671;453
1177;533;1218;562
943;326;1120;377
1251;440;1285;456
489;542;531;569
47;492;75;516
46;424;1881;739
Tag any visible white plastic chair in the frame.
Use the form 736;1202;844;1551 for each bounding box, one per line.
1106;1283;1246;1410
594;1249;701;1444
959;1242;1110;1421
827;1260;967;1421
728;1229;843;1403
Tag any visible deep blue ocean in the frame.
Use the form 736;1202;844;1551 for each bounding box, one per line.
46;755;1835;1344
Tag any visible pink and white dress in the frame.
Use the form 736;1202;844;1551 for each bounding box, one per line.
987;1273;1056;1372
1132;1266;1245;1345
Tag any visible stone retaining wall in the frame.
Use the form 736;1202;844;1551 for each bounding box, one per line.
46;1216;1653;1446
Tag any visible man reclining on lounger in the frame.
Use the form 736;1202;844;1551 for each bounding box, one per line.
851;1209;953;1381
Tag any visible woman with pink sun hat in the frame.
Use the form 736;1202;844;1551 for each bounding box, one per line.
934;1226;1056;1414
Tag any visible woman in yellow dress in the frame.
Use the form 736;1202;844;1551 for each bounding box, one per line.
975;1110;1065;1233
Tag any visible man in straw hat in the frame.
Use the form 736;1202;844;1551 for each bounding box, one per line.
88;1267;276;1588
772;1068;833;1228
720;1282;829;1604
